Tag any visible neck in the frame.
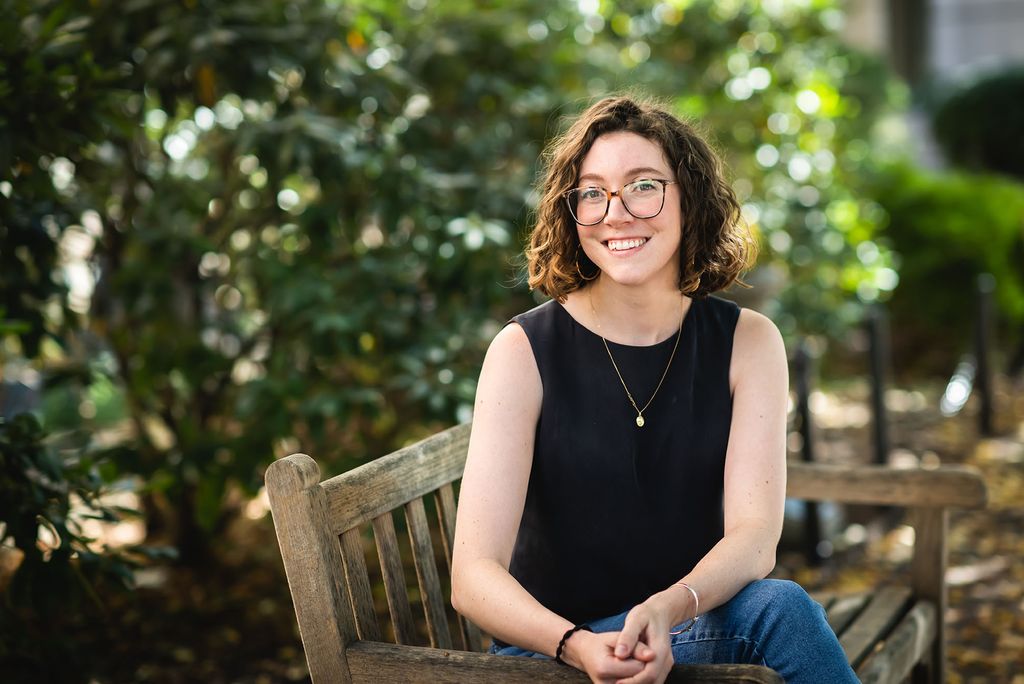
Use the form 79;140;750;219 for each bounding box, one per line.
587;276;689;346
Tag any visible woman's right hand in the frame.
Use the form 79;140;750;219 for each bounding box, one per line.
562;630;654;684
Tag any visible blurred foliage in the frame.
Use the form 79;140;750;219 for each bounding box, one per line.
871;163;1024;372
1;0;901;564
0;413;146;683
932;66;1024;181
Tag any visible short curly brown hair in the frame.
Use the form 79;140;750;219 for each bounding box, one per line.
527;95;755;300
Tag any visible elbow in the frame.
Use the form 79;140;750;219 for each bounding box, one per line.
450;582;465;616
450;560;468;616
756;527;780;579
758;547;777;579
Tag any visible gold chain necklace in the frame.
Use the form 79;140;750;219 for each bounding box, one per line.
589;291;684;428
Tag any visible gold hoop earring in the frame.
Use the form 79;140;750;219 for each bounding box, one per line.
575;250;598;282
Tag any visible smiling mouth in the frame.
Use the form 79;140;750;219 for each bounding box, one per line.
605;238;648;252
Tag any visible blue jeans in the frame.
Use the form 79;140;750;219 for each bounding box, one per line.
489;579;858;684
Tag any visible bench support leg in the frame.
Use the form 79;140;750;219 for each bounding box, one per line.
909;507;948;684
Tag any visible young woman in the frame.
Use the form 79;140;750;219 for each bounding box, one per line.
451;96;857;684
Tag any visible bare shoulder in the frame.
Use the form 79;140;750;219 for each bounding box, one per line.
734;308;784;352
486;320;534;363
730;308;787;388
482;323;539;383
477;321;542;411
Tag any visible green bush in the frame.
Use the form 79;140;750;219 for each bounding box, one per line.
932;67;1024;180
3;0;899;562
871;163;1024;374
0;413;143;683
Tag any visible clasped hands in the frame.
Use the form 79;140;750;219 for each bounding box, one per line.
561;601;676;684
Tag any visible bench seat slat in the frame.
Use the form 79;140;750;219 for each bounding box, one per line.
406;496;454;649
824;593;869;637
372;512;418;644
808;592;835;613
340;527;382;642
345;641;785;683
839;586;913;667
855;601;937;684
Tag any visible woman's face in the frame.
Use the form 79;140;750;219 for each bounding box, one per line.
574;131;682;290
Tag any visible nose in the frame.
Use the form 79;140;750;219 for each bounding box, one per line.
604;192;633;224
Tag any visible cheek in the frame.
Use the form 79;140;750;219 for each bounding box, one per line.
579;238;602;262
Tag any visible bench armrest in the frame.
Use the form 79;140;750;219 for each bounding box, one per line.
787;462;987;509
345;641;783;683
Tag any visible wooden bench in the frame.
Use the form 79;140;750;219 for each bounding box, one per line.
266;423;987;683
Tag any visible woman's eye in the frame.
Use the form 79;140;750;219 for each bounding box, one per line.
579;188;604;201
630;180;659;193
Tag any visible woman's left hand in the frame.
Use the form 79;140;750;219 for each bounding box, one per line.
609;601;674;684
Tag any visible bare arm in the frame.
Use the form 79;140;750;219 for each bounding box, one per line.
613;309;789;683
450;322;558;649
452;322;649;682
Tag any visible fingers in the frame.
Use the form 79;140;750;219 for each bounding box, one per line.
613;662;656;684
603;637;646;677
633;641;656;662
614;632;637;659
583;632;647;682
599;658;646;680
615;611;645;659
614;655;671;684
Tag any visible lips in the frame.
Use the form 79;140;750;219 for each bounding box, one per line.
605;237;648;251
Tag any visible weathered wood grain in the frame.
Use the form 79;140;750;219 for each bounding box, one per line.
339;527;381;642
406;496;454;649
345;641;785;683
910;507;948;684
826;593;870;637
371;511;418;645
265;455;354;683
857;601;937;684
323;423;471;533
787;462;987;509
838;586;912;667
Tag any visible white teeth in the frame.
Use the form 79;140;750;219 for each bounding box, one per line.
607;238;647;251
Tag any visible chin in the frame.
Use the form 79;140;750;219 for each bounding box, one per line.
599;264;677;289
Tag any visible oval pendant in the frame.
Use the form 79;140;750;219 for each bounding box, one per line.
635;415;645;427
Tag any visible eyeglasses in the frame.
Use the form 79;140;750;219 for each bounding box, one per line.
563;179;677;226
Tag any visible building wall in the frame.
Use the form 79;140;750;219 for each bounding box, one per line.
931;0;1024;80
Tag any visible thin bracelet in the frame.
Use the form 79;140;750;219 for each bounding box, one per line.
555;624;593;665
668;581;700;635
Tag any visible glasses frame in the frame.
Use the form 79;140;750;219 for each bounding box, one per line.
563;178;678;227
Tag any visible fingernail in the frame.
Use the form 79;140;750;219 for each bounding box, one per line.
615;644;627;656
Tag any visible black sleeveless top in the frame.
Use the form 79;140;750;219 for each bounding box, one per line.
506;295;740;627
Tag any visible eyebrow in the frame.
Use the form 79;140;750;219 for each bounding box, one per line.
577;167;670;184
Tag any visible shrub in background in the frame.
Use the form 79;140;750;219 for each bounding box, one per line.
871;163;1024;375
932;67;1024;181
0;413;144;683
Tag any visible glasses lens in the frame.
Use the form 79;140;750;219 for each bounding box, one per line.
568;188;607;225
621;180;665;218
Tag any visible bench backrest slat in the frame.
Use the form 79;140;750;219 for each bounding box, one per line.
435;483;485;652
339;527;381;642
371;511;419;645
406;496;454;649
